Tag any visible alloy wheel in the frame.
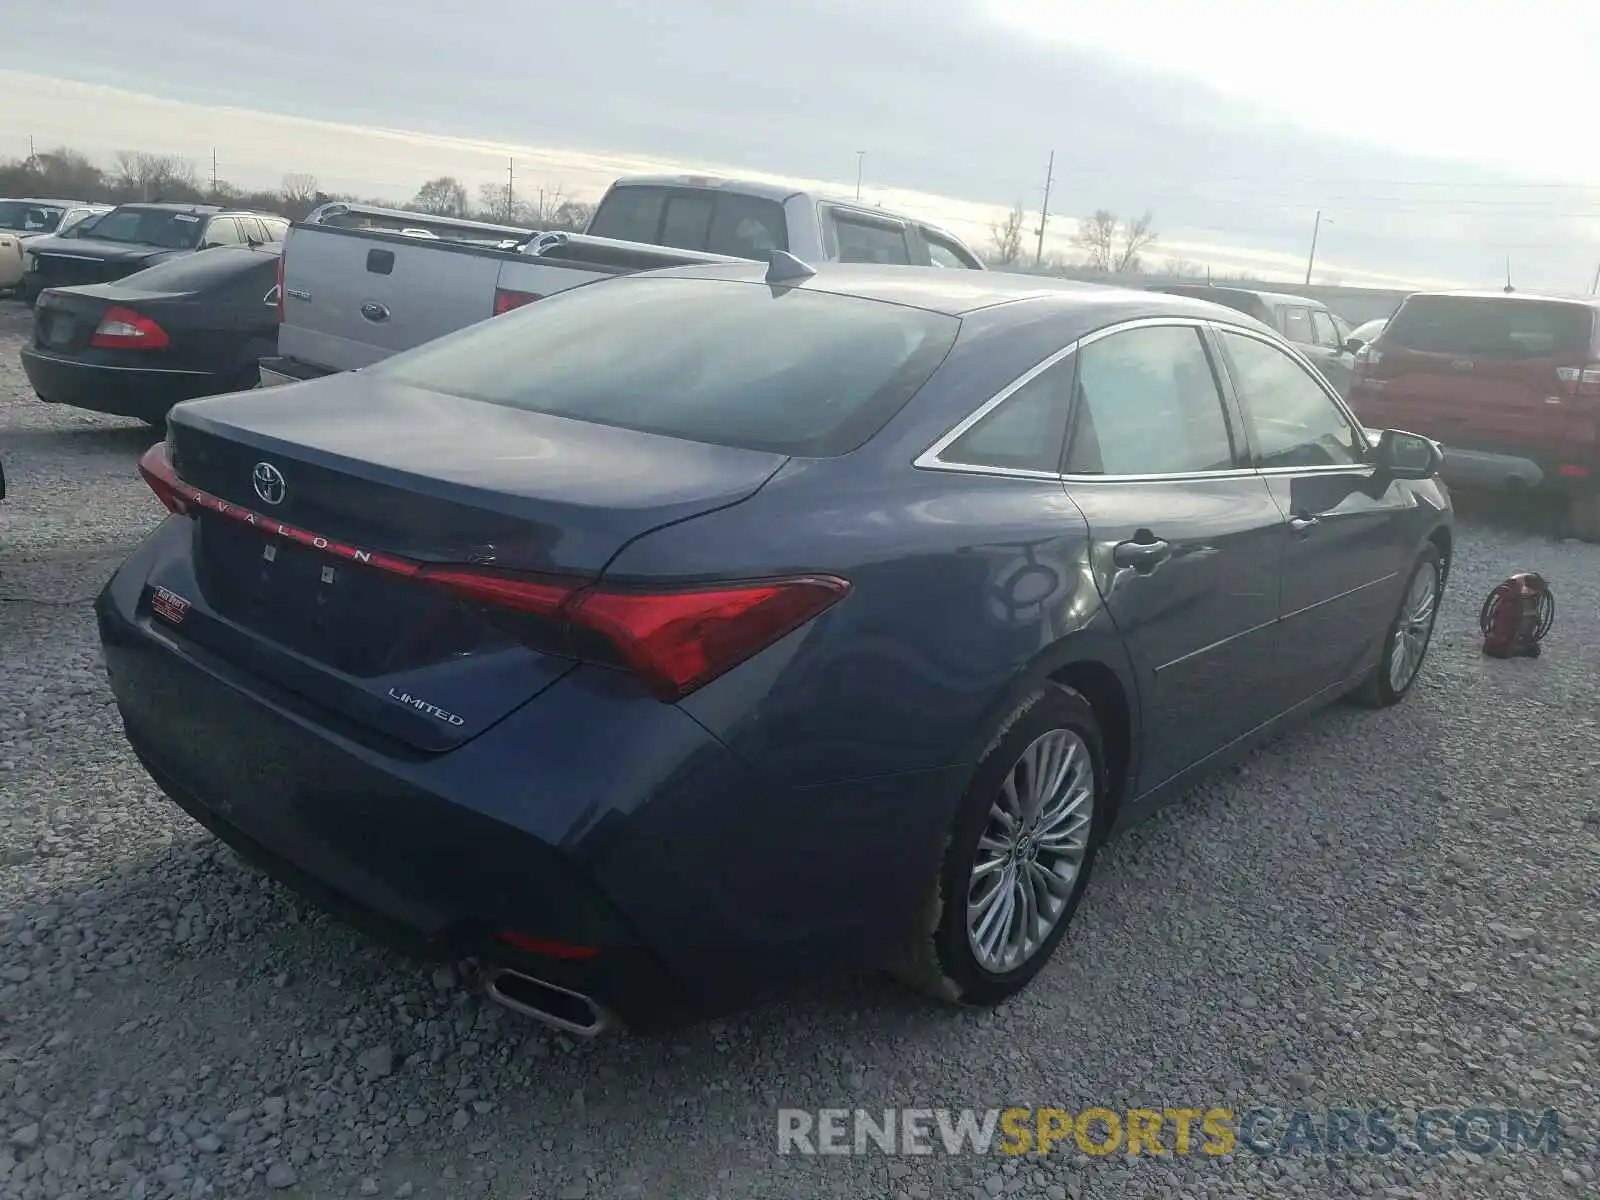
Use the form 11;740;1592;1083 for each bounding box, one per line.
1388;561;1440;693
966;728;1095;974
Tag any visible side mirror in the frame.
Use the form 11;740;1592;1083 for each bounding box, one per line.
1374;429;1442;480
1343;337;1364;355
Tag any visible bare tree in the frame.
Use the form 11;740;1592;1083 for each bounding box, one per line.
989;201;1025;266
409;176;469;217
108;151;198;201
1072;209;1159;274
1159;256;1204;278
1071;209;1119;272
278;173;321;220
476;181;516;223
546;198;595;231
1112;211;1158;273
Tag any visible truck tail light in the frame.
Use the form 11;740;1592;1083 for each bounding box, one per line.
494;288;541;315
1556;364;1600;397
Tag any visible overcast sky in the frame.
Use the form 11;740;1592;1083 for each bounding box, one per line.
6;0;1600;290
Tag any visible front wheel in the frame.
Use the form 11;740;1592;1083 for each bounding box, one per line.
1353;543;1443;708
894;683;1106;1007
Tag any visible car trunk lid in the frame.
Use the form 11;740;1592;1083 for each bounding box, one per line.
150;373;788;750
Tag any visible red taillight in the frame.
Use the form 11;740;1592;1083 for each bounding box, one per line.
275;252;285;323
137;441;187;515
493;287;540;315
495;932;600;960
1556;363;1600;397
90;306;169;350
570;578;850;700
418;567;850;700
413;565;574;617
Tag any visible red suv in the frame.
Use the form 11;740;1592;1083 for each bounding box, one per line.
1346;290;1600;538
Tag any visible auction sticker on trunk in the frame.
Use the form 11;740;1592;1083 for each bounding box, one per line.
150;586;191;626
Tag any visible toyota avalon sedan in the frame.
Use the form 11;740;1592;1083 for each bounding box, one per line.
97;261;1452;1036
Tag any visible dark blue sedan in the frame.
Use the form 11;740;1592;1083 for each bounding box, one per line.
97;261;1452;1036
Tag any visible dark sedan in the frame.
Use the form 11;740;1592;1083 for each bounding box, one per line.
21;244;283;425
20;202;289;302
97;262;1452;1036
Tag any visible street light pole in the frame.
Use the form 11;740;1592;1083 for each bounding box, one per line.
1304;211;1331;286
855;151;865;201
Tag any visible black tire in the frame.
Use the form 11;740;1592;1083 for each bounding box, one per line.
1352;543;1444;708
893;682;1106;1007
1568;490;1600;543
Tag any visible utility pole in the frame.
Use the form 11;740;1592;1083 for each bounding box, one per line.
537;187;545;223
1304;210;1330;285
1589;259;1600;295
506;158;515;221
855;151;865;202
28;135;36;165
1032;151;1056;268
210;148;218;194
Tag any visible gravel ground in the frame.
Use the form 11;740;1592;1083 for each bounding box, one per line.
2;294;1599;1200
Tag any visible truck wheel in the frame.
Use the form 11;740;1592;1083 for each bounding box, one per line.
1567;490;1600;543
892;683;1105;1007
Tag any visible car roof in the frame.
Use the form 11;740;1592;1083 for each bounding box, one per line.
1401;288;1600;308
3;197;104;208
603;175;968;236
1164;283;1328;310
633;260;1282;330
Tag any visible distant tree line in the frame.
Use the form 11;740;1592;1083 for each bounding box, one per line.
0;146;597;230
986;200;1168;276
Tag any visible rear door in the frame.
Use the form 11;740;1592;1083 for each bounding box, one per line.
1213;324;1412;704
1060;318;1285;792
1353;294;1587;460
823;209;914;264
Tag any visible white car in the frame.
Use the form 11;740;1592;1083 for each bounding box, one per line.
0;199;112;291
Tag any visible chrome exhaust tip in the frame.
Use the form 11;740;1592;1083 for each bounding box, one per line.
483;967;613;1039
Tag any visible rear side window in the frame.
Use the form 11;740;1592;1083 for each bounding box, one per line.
118;246;275;293
941;355;1075;472
1384;296;1596;358
1311;310;1340;347
1280;306;1314;343
835;217;911;264
368;277;960;457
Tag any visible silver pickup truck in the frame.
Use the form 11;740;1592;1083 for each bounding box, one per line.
260;174;987;385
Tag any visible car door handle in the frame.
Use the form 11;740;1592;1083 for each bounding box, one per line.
1289;515;1320;535
1113;536;1173;571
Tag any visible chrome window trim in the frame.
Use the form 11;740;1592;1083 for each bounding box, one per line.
914;314;1378;485
914;316;1217;478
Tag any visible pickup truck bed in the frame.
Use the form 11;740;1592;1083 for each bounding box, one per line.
262;176;988;385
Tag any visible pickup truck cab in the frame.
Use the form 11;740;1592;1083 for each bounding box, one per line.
261;174;985;385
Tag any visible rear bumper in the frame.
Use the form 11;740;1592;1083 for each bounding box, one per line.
95;524;948;1027
1438;447;1548;490
21;345;225;423
258;355;334;388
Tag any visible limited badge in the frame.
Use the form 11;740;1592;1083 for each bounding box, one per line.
151;586;191;626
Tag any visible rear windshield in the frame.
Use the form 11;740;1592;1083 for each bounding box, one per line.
368;277;959;456
84;207;208;250
0;201;64;233
119;245;280;292
587;186;791;259
1384;296;1595;358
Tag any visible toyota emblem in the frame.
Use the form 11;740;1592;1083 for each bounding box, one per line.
252;461;287;506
